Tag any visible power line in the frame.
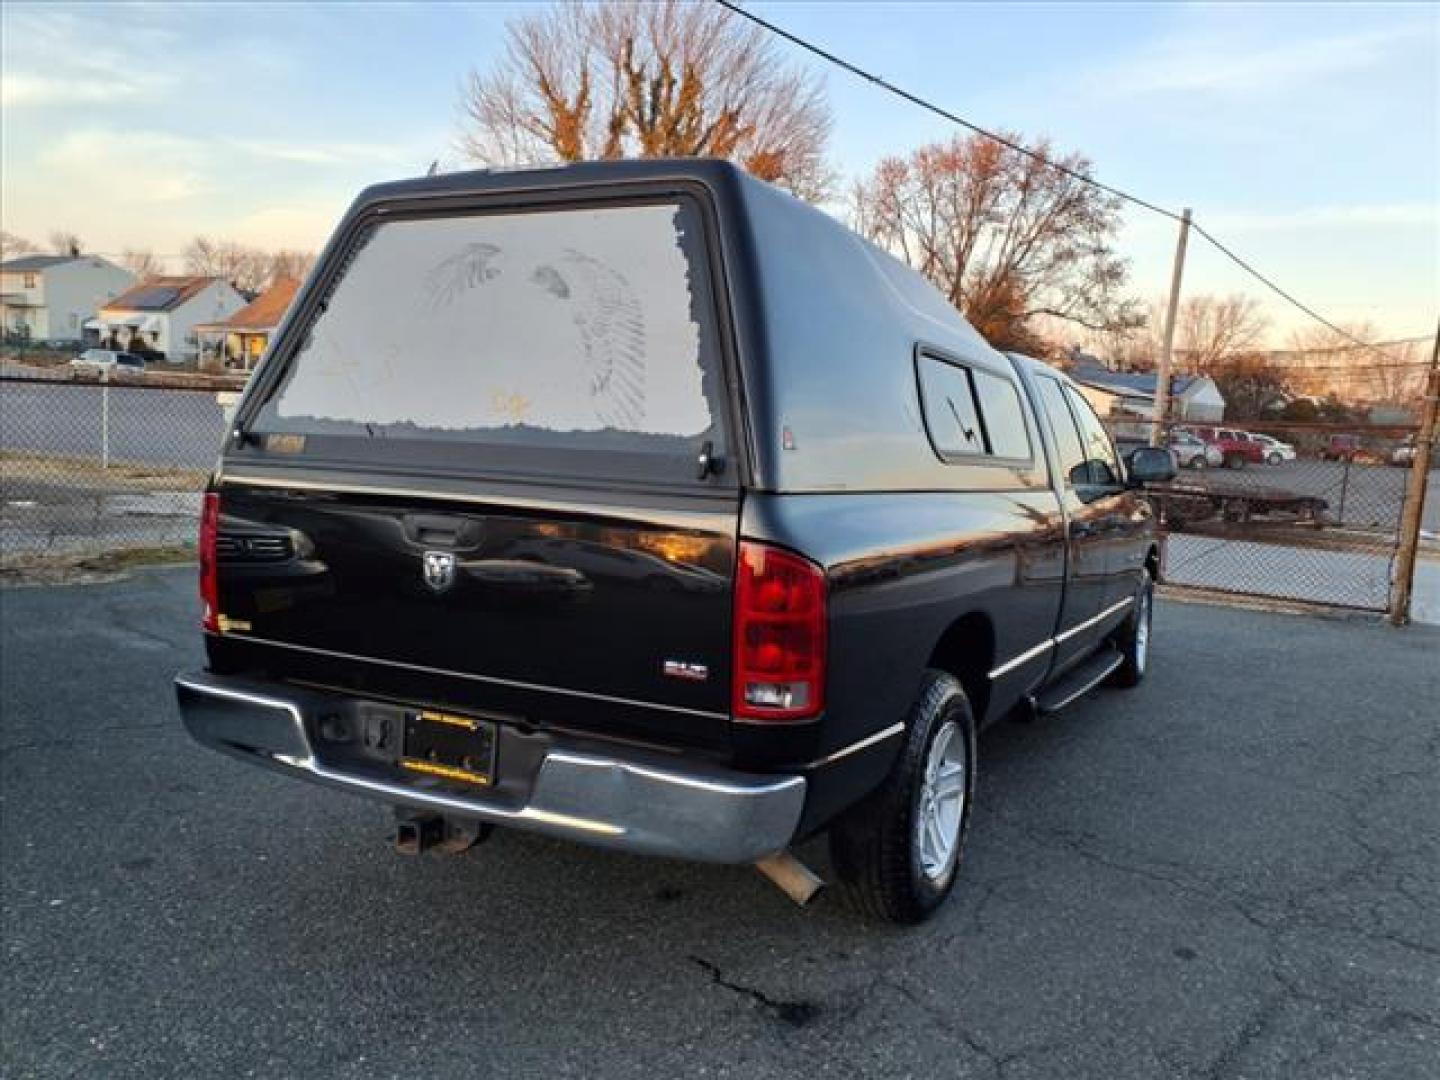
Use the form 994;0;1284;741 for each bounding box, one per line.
1266;359;1430;371
1186;223;1414;363
1287;366;1429;375
713;0;1183;224
718;0;1422;362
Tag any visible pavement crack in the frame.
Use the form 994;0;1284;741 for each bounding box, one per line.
688;956;820;1028
884;978;1003;1076
875;977;1064;1079
1200;993;1286;1080
1015;821;1275;931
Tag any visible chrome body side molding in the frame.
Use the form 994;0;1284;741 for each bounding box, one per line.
988;595;1134;680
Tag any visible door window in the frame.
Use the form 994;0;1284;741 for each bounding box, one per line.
1063;386;1122;486
1033;376;1088;487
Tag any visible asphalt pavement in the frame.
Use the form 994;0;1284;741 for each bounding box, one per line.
1;569;1438;1079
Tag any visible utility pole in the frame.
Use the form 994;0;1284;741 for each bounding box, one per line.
1388;318;1440;625
1152;208;1192;446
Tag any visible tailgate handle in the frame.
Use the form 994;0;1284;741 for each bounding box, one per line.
403;514;482;549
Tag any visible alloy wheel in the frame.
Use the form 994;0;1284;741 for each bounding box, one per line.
916;721;967;881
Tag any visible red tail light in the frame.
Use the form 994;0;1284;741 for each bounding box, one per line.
199;492;220;632
732;541;827;721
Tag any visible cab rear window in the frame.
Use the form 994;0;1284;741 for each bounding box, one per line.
917;353;1033;464
248;198;729;484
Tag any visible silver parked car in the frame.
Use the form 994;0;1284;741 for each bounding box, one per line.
72;348;145;374
1169;430;1222;469
1250;434;1297;465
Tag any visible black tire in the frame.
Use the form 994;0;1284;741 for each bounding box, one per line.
1109;569;1153;688
828;670;976;924
1267;452;1282;466
1225;452;1246;470
1190;456;1208;471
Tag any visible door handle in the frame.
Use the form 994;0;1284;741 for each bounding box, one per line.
402;513;483;549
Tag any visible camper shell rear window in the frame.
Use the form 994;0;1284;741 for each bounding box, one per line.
245;196;731;486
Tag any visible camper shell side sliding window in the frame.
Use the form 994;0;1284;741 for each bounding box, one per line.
234;189;737;490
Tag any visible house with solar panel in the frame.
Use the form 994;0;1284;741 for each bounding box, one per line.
0;254;135;345
87;276;246;363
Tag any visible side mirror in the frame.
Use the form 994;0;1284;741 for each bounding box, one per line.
1127;446;1177;485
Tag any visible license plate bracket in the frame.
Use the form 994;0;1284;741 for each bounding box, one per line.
401;710;496;787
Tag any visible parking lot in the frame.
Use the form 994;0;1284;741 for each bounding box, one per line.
2;568;1436;1079
1167;457;1438;534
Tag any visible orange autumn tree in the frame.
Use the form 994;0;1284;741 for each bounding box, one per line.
851;133;1140;353
458;0;833;202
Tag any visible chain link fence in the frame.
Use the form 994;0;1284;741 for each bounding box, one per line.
1;369;238;563
2;365;1434;614
1107;418;1432;611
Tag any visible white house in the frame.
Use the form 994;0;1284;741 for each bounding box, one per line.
89;276;246;363
1070;363;1226;428
0;254;136;343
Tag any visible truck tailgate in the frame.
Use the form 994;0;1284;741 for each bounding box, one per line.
208;481;739;750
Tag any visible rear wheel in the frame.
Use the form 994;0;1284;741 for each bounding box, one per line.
1190;455;1208;471
1225;452;1246;469
1110;570;1153;688
829;671;976;924
1267;452;1282;465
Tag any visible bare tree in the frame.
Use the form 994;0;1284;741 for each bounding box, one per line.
1173;294;1269;373
266;250;316;285
850;132;1140;353
1074;298;1166;372
1209;350;1292;419
121;249;164;278
48;230;83;256
1285;322;1426;404
1082;293;1268;375
1;231;39;261
183;236;270;294
182;237;317;294
459;0;833;201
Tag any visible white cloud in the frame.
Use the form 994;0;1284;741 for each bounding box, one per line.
0;7;181;108
226;202;346;250
1085;23;1423;98
39;130;213;203
228;139;412;167
2;70;164;108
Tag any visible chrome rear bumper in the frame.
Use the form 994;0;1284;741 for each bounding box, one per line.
174;672;804;864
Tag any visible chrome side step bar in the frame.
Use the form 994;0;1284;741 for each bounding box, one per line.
1031;648;1124;715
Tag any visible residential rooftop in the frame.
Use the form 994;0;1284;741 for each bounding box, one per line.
1069;361;1208;401
196;278;300;333
0;254;84;272
103;276;218;313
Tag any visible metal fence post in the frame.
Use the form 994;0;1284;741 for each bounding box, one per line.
1337;455;1350;525
100;369;110;470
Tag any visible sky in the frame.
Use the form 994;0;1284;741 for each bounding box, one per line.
1;1;1435;345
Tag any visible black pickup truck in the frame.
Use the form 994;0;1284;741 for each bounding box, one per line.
175;160;1174;924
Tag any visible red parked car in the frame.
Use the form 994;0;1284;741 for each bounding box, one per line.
1190;427;1265;469
1321;434;1361;462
